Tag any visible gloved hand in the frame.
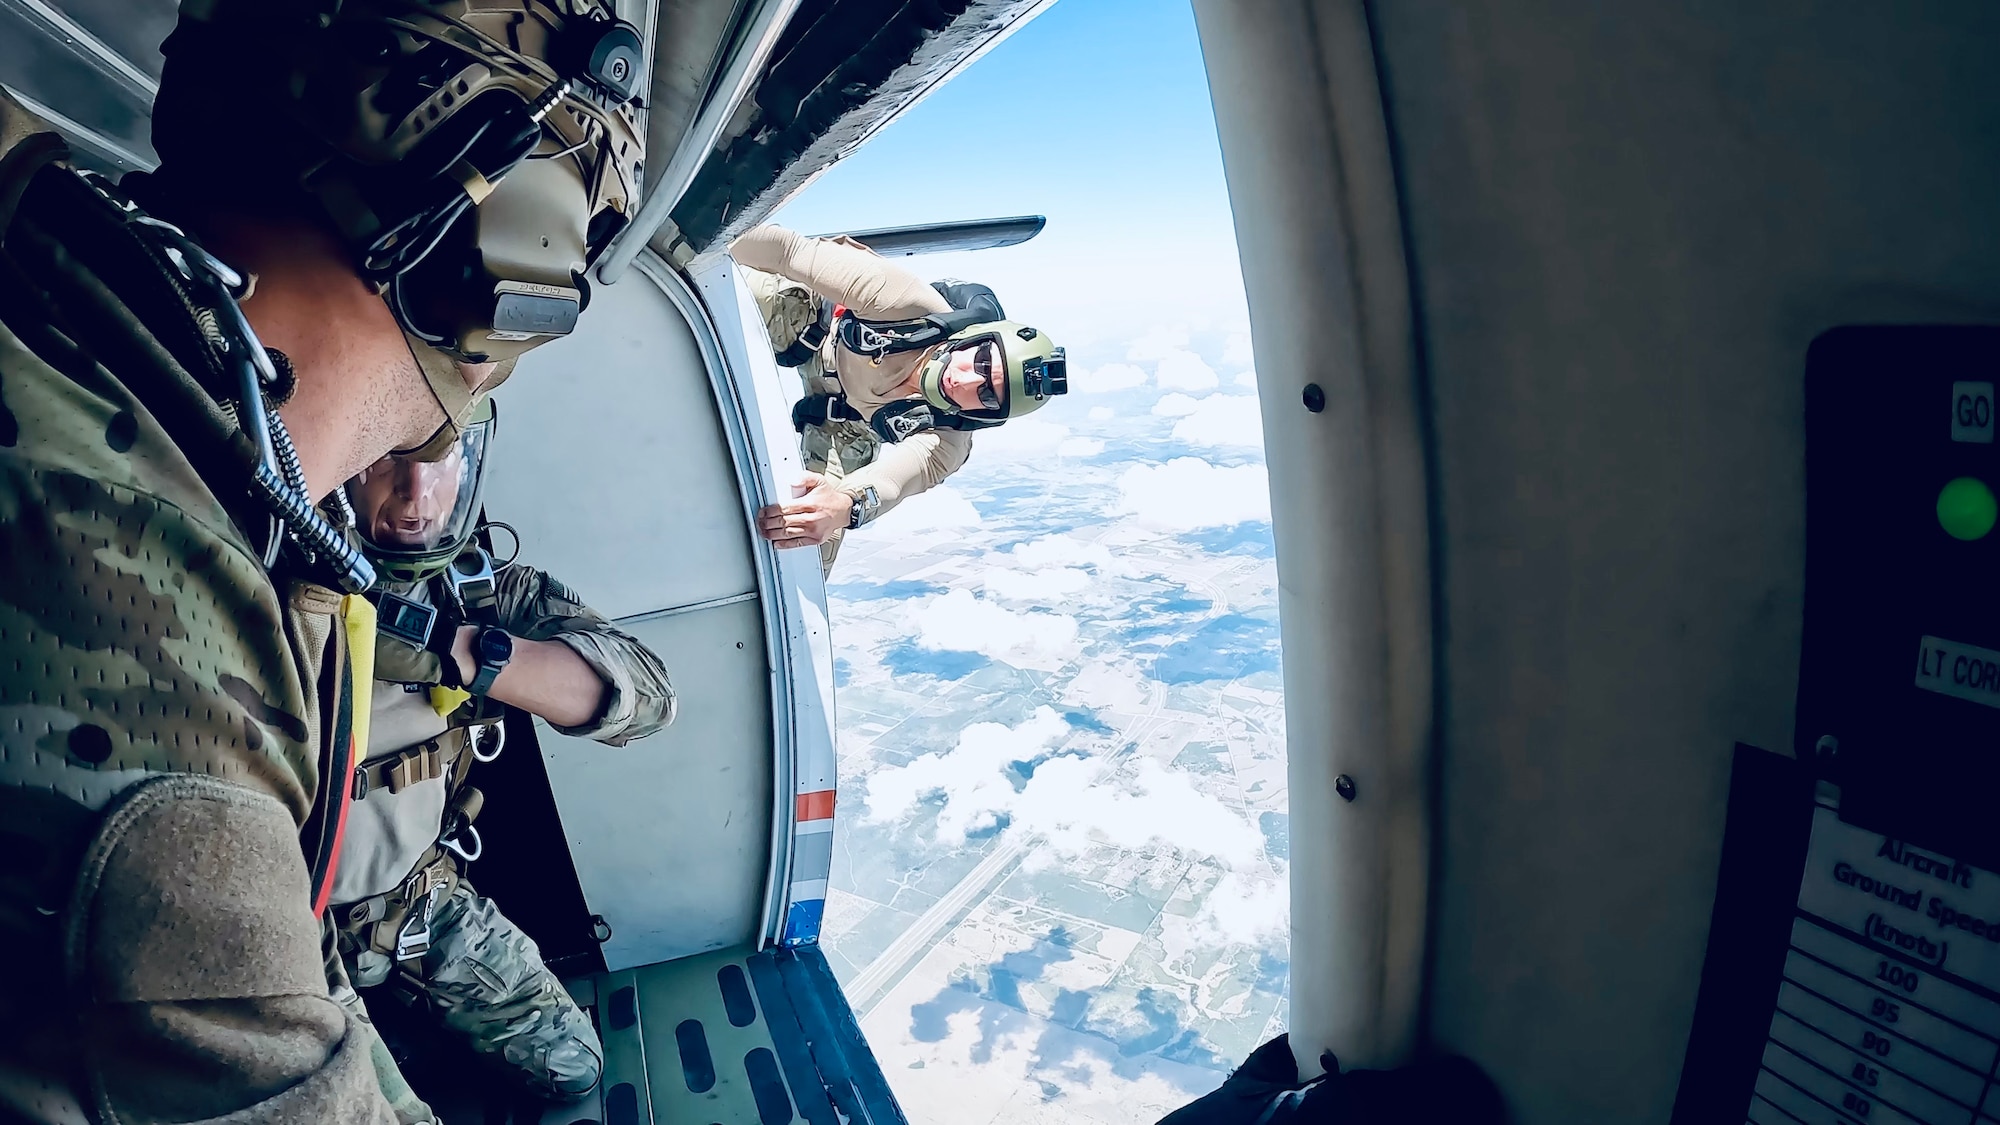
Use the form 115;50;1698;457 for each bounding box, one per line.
375;631;445;686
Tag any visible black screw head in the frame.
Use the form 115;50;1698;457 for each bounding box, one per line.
1335;774;1357;802
1303;384;1326;413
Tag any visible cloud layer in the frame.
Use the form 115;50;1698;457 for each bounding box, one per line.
1116;458;1272;530
1154;351;1219;392
914;589;1080;671
862;707;1269;871
1171;395;1264;448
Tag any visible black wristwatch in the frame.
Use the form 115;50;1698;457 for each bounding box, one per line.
847;486;881;529
467;627;514;696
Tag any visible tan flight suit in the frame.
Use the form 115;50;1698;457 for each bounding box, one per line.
333;563;675;1102
732;225;971;572
0;97;397;1122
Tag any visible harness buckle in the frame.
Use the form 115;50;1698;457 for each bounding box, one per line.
393;872;449;961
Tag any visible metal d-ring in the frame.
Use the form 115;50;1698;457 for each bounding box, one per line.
441;824;483;863
470;721;506;764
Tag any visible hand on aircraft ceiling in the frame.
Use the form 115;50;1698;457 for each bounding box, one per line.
758;471;854;547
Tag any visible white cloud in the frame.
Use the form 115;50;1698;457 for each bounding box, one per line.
1015;755;1266;869
1057;436;1105;458
1126;325;1191;362
985;566;1092;602
1233;368;1259;388
1163;869;1289;958
913;588;1079;671
1151;393;1203;418
1222;331;1256;368
1172;394;1265;448
861;707;1071;842
869;484;981;534
1003;533;1116;571
973;416;1070;457
1115;458;1272;530
1154;350;1219;392
861;707;1266;869
1076;362;1148;394
1087;405;1115;422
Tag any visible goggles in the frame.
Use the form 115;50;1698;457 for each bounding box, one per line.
916;322;1067;428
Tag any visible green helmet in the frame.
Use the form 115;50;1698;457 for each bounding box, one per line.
914;321;1069;429
345;398;498;587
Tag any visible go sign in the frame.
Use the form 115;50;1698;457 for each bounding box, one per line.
1952;380;1995;443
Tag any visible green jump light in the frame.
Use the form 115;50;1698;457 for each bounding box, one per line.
1937;477;1997;541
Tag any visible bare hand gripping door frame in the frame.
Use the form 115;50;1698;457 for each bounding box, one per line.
1192;0;1435;1077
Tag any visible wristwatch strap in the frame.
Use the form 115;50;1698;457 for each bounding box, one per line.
467;628;511;696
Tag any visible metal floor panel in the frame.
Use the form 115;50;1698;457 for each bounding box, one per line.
545;944;906;1125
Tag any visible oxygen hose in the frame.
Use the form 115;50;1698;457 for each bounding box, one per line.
132;210;377;593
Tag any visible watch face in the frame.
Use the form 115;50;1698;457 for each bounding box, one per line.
477;628;514;665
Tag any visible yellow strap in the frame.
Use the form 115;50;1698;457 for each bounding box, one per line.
340;595;376;762
429;686;472;717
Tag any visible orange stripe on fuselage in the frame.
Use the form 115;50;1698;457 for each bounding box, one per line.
796;790;836;822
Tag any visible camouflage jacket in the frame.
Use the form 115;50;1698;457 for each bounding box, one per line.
368;561;676;746
0;98;392;1122
486;562;677;744
333;563;675;907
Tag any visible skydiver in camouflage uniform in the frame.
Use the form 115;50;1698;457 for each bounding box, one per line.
0;3;644;1121
732;226;1071;574
326;401;674;1101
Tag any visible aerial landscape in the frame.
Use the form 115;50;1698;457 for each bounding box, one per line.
814;337;1286;1122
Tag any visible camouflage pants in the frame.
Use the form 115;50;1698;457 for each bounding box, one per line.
346;883;603;1101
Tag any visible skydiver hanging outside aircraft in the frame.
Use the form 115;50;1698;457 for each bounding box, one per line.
730;224;1070;573
0;0;645;1120
329;400;675;1119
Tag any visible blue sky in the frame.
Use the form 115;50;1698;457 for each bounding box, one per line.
773;0;1249;369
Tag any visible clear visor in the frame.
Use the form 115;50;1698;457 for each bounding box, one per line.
344;418;492;557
